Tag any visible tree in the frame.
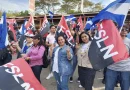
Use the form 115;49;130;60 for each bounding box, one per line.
92;3;103;12
35;0;60;14
19;10;29;16
58;0;103;14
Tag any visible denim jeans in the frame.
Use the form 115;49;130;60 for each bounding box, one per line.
71;55;78;76
31;65;42;83
53;72;70;90
105;68;130;90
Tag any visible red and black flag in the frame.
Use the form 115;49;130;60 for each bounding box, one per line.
25;15;35;31
40;15;50;36
7;19;17;41
56;16;75;47
0;58;46;90
88;20;129;70
77;16;84;31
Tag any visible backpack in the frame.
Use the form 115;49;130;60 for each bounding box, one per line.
39;46;50;68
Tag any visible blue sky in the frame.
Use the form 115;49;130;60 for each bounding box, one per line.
0;0;115;12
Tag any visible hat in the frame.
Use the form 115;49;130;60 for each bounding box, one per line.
25;30;34;37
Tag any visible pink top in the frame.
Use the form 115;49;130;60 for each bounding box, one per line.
25;45;45;67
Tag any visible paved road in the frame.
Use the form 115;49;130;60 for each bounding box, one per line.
41;67;120;90
12;55;120;90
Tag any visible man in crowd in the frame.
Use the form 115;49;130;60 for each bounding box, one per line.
105;26;130;90
45;25;57;79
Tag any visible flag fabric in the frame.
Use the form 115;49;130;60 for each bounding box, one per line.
88;20;129;70
66;15;77;21
77;16;84;31
0;12;9;48
25;15;35;31
56;16;75;47
48;11;54;19
84;17;93;30
90;25;97;30
19;20;27;35
29;0;35;15
7;19;17;41
40;15;50;36
0;58;46;90
66;15;77;29
90;0;130;29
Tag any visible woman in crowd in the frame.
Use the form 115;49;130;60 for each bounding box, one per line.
16;31;34;58
49;35;73;90
23;34;45;83
76;32;96;90
6;30;16;63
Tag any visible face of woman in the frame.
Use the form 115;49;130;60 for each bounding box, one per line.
50;26;56;34
26;37;33;43
81;33;89;43
33;38;40;45
58;36;65;46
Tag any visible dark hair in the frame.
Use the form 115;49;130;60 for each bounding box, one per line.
79;31;91;44
34;29;40;35
33;34;44;46
8;30;14;41
56;34;68;45
50;25;55;29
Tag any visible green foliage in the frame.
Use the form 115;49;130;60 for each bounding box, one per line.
59;0;103;14
0;0;103;17
35;0;60;14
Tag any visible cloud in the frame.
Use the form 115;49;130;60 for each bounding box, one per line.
0;0;28;11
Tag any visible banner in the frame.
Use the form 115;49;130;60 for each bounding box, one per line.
40;15;50;36
88;20;129;70
0;58;46;90
56;16;75;47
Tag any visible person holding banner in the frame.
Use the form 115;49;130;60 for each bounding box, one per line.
23;34;45;83
49;35;73;90
105;27;130;90
76;32;96;90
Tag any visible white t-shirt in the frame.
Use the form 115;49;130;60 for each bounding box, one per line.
46;33;56;45
53;47;60;73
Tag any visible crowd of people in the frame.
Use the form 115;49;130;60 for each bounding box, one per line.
0;21;130;90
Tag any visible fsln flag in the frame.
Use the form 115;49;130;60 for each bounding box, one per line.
88;20;129;70
56;16;75;47
25;15;35;31
40;15;50;36
48;11;54;19
77;16;84;31
90;0;130;29
7;19;17;41
84;17;93;30
0;58;46;90
19;19;27;35
29;0;35;15
0;12;9;48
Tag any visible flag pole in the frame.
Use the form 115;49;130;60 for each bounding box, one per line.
52;18;54;24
